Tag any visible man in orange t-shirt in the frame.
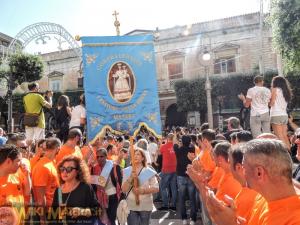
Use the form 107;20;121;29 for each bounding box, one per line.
206;139;300;225
212;142;241;202
0;144;30;225
244;139;300;225
197;129;216;179
81;137;103;164
30;139;46;170
229;144;260;221
32;138;61;224
55;128;83;164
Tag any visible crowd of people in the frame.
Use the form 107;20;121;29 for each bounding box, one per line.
0;75;300;225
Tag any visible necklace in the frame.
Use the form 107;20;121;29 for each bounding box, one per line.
62;181;80;205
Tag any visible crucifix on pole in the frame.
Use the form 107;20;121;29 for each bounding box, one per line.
112;10;120;36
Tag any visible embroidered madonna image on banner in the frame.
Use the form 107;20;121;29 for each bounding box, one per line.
108;62;135;103
81;35;161;142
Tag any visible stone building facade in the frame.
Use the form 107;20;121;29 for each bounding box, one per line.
154;12;278;127
1;12;280;128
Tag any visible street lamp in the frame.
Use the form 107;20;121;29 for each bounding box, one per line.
202;49;213;129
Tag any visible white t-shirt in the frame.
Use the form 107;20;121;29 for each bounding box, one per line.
69;105;86;128
148;142;158;163
125;168;158;211
246;86;271;116
270;88;288;117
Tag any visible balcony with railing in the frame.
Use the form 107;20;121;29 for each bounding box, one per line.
157;78;184;93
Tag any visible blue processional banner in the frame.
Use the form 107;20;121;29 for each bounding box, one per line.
81;35;161;142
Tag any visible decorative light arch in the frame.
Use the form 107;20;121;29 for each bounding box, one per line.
6;22;81;58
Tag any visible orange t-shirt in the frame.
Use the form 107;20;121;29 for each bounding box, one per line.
30;154;43;170
55;145;82;165
17;158;31;206
234;187;258;221
107;154;118;162
207;166;225;189
194;145;201;156
215;172;242;203
257;195;300;225
0;173;25;224
32;157;59;207
247;194;267;225
200;148;216;173
81;145;96;161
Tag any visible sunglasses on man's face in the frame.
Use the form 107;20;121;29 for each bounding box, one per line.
59;166;77;173
96;155;106;159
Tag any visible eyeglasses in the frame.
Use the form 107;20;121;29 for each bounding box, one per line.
19;146;28;150
96;155;106;159
59;166;77;173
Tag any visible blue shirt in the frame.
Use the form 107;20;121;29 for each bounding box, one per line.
0;136;7;146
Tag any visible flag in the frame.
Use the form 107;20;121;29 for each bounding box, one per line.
81;35;161;142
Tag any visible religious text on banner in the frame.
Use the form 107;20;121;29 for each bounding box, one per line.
81;35;161;142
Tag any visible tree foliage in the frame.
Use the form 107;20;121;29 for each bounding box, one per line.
271;0;300;72
8;53;44;88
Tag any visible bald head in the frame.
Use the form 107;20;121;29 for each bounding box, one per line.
242;139;293;184
256;133;278;140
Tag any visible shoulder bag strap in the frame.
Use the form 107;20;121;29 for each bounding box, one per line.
125;168;143;199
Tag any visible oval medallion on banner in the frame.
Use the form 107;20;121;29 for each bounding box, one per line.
108;62;135;103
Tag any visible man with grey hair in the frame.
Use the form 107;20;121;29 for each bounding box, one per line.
224;117;242;141
206;139;300;225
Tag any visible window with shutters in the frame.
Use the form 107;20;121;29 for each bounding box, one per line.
168;62;183;79
214;57;236;74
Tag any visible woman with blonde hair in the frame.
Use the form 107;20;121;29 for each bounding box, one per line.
51;155;100;225
270;76;293;148
121;148;159;225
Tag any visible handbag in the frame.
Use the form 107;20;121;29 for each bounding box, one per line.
23;113;40;127
116;199;129;225
23;94;42;127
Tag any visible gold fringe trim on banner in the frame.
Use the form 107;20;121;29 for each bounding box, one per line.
89;123;162;144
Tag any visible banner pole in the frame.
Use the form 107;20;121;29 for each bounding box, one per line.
130;136;140;205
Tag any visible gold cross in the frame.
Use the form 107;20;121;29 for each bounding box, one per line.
112;10;120;36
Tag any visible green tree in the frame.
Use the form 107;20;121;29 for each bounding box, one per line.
174;80;194;112
0;53;44;89
271;0;300;72
0;53;44;131
8;53;44;88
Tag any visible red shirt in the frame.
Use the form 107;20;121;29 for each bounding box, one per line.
160;142;177;173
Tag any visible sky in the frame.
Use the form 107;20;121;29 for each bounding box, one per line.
0;0;270;53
